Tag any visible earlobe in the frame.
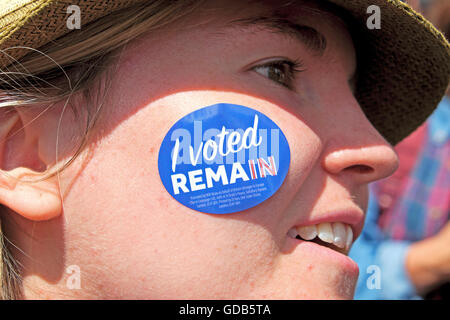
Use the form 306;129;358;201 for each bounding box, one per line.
0;167;62;221
0;109;62;221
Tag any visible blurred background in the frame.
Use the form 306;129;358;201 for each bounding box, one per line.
349;0;450;300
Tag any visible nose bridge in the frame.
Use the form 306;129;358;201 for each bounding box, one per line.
321;96;399;184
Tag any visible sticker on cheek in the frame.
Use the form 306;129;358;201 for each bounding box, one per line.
158;103;290;214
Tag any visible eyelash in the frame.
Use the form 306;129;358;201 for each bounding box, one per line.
252;59;305;89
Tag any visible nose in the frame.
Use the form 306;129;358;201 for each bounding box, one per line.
322;109;399;185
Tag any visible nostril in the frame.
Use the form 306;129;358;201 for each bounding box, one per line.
344;164;374;174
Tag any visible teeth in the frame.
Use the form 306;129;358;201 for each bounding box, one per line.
332;222;346;248
317;222;334;243
290;222;354;252
296;225;317;240
345;225;353;251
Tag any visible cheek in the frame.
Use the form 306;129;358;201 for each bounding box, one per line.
64;138;282;297
123;90;322;214
62;90;322;297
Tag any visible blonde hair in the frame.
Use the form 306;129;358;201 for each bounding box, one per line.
0;0;205;299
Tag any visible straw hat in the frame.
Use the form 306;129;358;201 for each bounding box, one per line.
0;0;449;145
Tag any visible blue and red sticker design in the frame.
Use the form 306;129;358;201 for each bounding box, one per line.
158;103;290;214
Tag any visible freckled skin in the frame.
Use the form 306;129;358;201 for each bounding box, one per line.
14;0;399;299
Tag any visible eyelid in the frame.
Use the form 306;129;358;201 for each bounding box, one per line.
248;57;305;89
244;56;301;70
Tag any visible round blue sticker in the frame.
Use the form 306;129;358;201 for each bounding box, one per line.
158;103;290;214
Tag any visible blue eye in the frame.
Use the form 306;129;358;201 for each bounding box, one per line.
253;59;304;89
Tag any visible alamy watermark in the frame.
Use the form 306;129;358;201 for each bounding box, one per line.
367;5;381;29
366;265;381;290
66;264;81;290
66;5;81;30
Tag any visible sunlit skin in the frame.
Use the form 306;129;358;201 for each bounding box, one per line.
2;0;399;299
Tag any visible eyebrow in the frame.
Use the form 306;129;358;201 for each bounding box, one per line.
225;13;328;55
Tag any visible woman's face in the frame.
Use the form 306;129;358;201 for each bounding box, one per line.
18;0;399;299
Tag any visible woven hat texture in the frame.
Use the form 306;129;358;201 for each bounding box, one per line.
331;0;450;145
0;0;449;145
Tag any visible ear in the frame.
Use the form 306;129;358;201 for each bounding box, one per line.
0;108;62;221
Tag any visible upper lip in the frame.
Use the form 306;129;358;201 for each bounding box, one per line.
289;207;365;241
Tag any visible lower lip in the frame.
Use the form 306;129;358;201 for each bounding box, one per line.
285;236;359;275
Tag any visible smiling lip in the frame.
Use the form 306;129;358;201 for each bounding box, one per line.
286;236;360;276
284;209;363;275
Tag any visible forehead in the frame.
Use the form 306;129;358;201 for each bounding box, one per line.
190;0;356;71
194;0;353;40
